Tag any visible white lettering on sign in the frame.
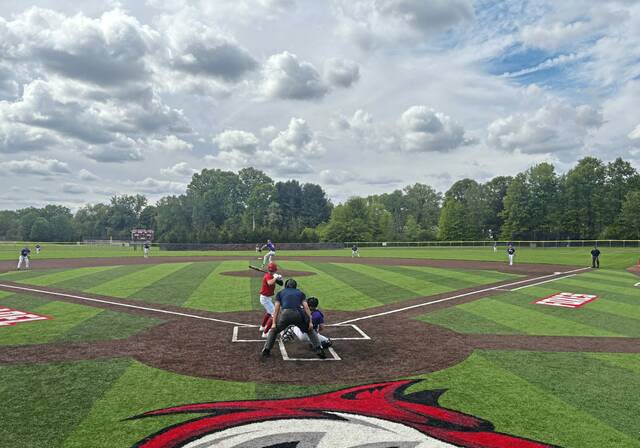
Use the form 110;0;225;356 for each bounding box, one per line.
533;293;598;309
0;307;51;326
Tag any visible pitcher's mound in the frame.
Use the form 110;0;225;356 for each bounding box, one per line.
221;270;317;277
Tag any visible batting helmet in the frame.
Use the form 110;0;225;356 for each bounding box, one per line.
267;262;277;272
285;278;297;288
307;296;319;308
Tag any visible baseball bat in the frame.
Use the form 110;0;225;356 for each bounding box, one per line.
249;265;267;273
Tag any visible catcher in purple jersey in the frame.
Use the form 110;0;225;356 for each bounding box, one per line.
284;296;332;349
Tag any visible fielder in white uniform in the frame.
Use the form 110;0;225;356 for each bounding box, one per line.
17;247;31;270
260;240;276;267
507;245;516;266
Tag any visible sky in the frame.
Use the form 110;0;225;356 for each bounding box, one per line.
0;0;639;210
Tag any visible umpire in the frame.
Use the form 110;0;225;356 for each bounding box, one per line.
262;279;326;359
591;246;601;268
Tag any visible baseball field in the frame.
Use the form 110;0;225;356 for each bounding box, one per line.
1;246;639;447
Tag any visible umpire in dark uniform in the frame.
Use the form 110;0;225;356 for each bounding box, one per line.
591;246;601;268
262;279;326;359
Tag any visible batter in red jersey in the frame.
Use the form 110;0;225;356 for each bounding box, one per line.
258;262;282;337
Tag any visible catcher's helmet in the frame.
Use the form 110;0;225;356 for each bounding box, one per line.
267;262;277;272
285;278;297;288
307;296;319;308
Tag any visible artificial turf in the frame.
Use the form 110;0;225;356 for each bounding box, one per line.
3;260;520;313
417;269;640;337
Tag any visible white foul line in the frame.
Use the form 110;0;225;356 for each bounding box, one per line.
0;282;254;327
336;267;591;325
510;273;578;291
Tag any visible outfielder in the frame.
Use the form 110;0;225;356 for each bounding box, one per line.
507;245;516;266
262;279;325;359
143;241;150;258
35;244;41;255
284;296;332;349
258;262;283;337
17;247;31;270
260;240;276;267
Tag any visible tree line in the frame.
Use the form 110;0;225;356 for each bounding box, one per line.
0;158;639;243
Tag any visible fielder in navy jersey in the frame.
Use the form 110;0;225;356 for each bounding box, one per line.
17;247;31;270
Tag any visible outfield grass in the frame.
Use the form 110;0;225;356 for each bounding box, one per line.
1;243;638;269
2;351;639;447
417;269;640;337
0;260;520;313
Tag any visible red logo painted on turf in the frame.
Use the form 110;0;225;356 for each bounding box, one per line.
0;307;51;326
130;380;558;447
534;292;598;309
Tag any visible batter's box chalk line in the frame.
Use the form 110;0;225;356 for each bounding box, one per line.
231;324;370;362
231;324;370;343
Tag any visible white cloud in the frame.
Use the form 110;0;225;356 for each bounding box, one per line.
261;52;328;100
323;58;360;88
62;183;89;194
0;157;71;176
521;21;591;51
78;169;99;181
629;124;640;141
158;12;257;82
0;8;157;86
334;0;474;50
127;177;187;195
213;130;259;153
160;162;196;177
145;135;193;152
487;101;603;155
269;118;325;157
398;106;467;152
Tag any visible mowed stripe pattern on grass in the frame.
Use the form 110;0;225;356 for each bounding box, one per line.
0;292;162;346
408;351;640;448
417;269;640;337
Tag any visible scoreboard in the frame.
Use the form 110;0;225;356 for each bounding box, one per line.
131;229;154;241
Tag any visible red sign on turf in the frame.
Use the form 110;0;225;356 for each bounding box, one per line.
533;292;597;309
0;307;51;326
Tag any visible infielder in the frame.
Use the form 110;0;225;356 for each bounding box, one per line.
507;245;516;266
493;242;497;253
17;247;31;270
35;244;41;255
262;279;325;359
260;240;276;267
143;241;150;258
258;262;282;337
351;244;360;258
284;296;332;349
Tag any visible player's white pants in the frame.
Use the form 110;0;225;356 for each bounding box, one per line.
259;294;275;315
262;251;275;266
143;248;149;258
36;248;40;254
292;326;329;344
493;246;497;252
508;254;514;265
352;250;359;257
17;256;29;269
